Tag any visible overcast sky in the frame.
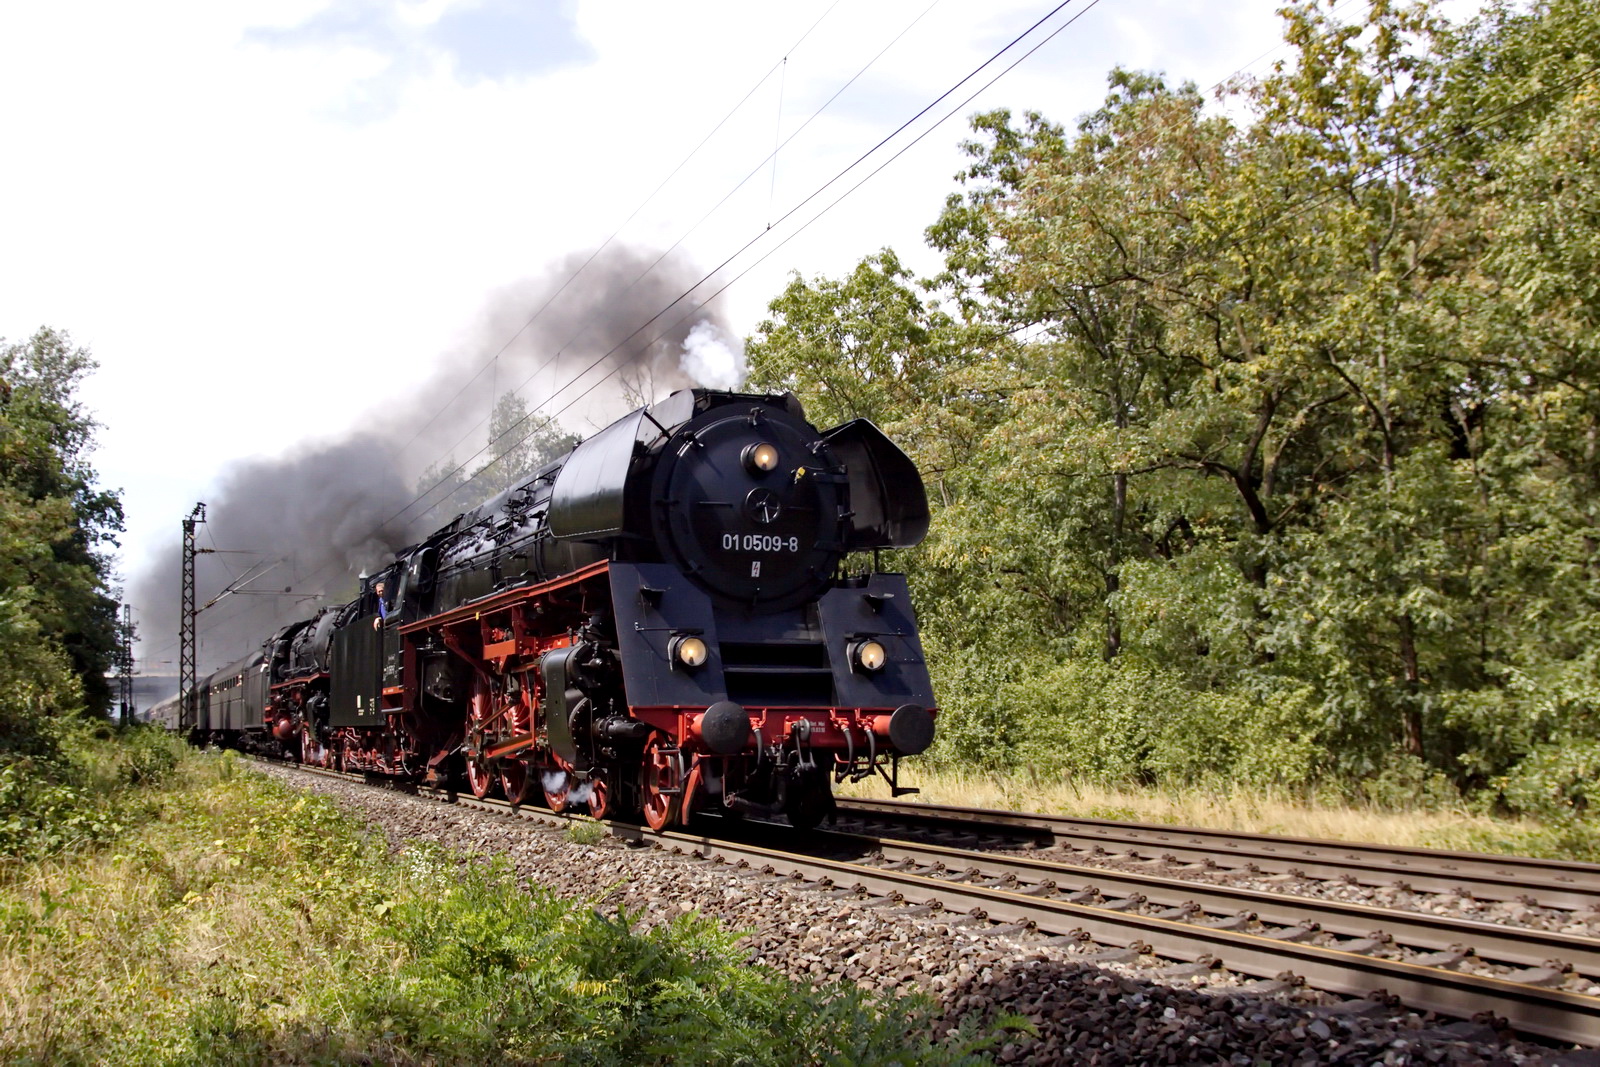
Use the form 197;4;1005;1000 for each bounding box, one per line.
2;0;1441;670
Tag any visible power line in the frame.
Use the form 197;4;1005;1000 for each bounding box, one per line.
397;0;948;509
200;0;1469;676
254;0;1100;617
392;0;847;460
176;0;1352;630
387;0;1090;534
393;0;1110;522
158;1;1589;680
444;10;1555;573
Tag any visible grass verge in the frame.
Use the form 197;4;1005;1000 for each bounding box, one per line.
2;743;989;1066
840;763;1600;862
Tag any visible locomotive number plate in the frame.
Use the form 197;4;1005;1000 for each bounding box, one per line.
722;534;800;553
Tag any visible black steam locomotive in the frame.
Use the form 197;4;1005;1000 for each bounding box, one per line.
159;389;937;830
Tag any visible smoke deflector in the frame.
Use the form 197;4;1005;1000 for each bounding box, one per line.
822;419;930;550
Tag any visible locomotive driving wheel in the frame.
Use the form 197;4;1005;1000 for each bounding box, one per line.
499;758;531;806
465;675;494;799
640;736;682;831
543;769;570;813
464;746;492;799
585;776;611;820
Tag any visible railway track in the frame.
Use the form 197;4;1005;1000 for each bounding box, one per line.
833;796;1600;911
272;762;1600;1047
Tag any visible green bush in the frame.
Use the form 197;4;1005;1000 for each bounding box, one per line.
1499;740;1600;823
1348;753;1464;812
4;756;991;1065
0;722;184;863
929;650;1322;790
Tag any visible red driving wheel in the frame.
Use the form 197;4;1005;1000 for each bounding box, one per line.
465;675;494;799
500;759;532;806
465;747;492;799
640;737;681;831
543;769;570;813
586;777;610;820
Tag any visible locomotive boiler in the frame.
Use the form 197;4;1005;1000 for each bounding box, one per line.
200;389;938;830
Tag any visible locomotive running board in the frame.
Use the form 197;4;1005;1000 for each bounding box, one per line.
398;559;611;634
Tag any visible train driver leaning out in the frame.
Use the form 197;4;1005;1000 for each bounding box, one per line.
372;580;389;631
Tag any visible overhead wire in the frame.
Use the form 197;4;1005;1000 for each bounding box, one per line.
387;0;1085;535
392;0;846;460
397;0;949;520
390;0;1110;523
156;0;1320;642
388;0;1600;554
424;0;1600;515
157;9;873;658
164;0;1588;674
261;0;1097;618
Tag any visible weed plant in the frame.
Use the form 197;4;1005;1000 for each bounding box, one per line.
1;743;991;1065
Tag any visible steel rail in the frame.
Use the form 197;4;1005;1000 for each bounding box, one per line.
281;765;1600;970
836;797;1600;909
628;825;1600;1047
847;834;1600;979
262;763;1600;1044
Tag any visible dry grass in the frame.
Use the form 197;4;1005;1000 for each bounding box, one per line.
839;764;1572;858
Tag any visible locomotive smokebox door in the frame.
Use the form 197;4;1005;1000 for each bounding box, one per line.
649;402;843;613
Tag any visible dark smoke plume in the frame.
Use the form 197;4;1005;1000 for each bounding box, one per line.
131;244;739;679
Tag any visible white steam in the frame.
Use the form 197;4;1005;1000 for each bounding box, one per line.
679;320;746;390
543;769;594;806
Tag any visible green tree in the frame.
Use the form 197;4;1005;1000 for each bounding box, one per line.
1411;0;1600;793
0;327;124;855
0;327;123;718
749;0;1600;798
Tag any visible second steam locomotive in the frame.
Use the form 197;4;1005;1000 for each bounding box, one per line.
152;388;937;829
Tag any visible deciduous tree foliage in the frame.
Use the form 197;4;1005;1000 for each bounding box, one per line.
0;327;123;724
1;328;125;850
748;0;1600;814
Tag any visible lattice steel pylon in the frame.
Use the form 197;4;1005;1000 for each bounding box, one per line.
117;603;134;725
179;503;206;734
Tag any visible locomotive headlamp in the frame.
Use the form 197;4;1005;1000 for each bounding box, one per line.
743;441;780;474
851;639;888;672
672;634;708;669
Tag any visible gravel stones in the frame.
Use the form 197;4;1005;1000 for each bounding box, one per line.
257;765;1593;1065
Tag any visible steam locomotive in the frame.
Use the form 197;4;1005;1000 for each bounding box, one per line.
151;389;936;830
